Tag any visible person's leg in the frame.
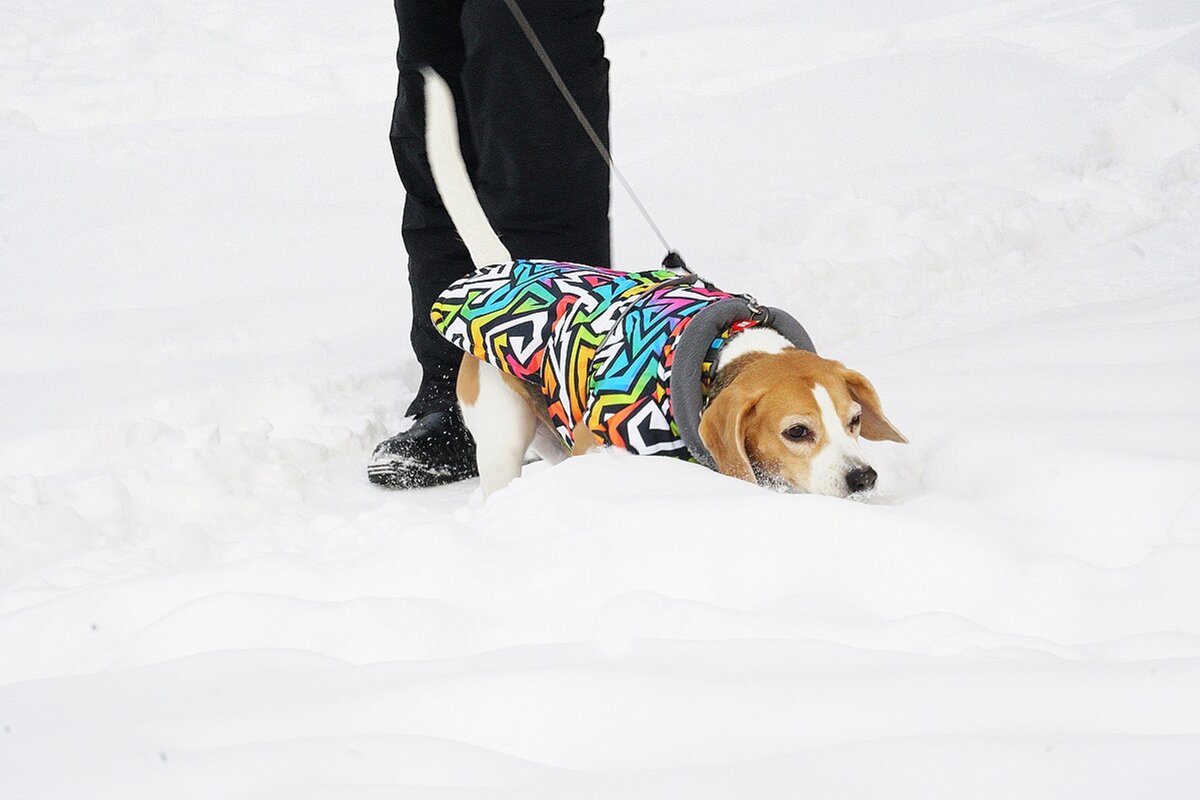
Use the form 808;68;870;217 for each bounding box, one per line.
371;0;478;488
373;0;611;488
460;0;611;268
390;0;473;417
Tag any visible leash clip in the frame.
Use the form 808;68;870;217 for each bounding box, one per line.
739;293;769;323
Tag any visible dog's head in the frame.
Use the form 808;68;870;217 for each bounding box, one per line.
699;349;906;496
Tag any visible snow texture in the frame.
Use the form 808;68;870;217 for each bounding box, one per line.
2;0;1200;797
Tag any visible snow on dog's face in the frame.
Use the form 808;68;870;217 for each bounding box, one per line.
699;350;906;496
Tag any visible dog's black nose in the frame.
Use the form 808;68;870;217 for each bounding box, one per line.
846;466;877;493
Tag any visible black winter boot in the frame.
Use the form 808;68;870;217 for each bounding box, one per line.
367;409;478;488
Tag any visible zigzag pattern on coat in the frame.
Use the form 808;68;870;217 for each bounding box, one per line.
586;279;732;454
432;259;735;458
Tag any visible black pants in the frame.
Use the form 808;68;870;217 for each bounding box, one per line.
391;0;611;416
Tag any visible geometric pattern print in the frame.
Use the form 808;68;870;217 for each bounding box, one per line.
431;259;706;449
587;277;734;458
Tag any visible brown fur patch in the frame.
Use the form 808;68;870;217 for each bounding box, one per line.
571;419;596;456
456;354;480;406
705;350;767;405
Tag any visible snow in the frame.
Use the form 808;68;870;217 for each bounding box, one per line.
2;0;1200;796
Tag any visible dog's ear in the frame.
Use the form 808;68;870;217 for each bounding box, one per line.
699;382;764;483
840;368;907;443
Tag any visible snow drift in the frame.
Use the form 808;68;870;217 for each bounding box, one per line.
2;0;1199;797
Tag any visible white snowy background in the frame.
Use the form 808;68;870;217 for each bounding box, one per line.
3;0;1200;796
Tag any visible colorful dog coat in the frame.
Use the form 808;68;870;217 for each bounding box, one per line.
432;259;815;464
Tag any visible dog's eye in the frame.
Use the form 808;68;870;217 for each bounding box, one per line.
849;413;861;429
782;424;812;442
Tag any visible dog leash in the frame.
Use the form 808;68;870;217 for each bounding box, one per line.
500;0;688;274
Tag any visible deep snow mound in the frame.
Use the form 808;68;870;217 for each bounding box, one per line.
2;0;1200;797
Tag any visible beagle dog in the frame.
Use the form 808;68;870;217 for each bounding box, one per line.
419;69;907;497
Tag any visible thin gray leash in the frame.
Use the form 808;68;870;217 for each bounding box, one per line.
499;0;687;272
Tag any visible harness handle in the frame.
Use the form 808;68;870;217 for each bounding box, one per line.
661;250;689;273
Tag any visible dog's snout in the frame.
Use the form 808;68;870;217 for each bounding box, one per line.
845;466;877;493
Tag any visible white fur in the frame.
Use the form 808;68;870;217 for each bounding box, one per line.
421;68;511;267
716;328;791;372
531;425;571;466
808;383;869;497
